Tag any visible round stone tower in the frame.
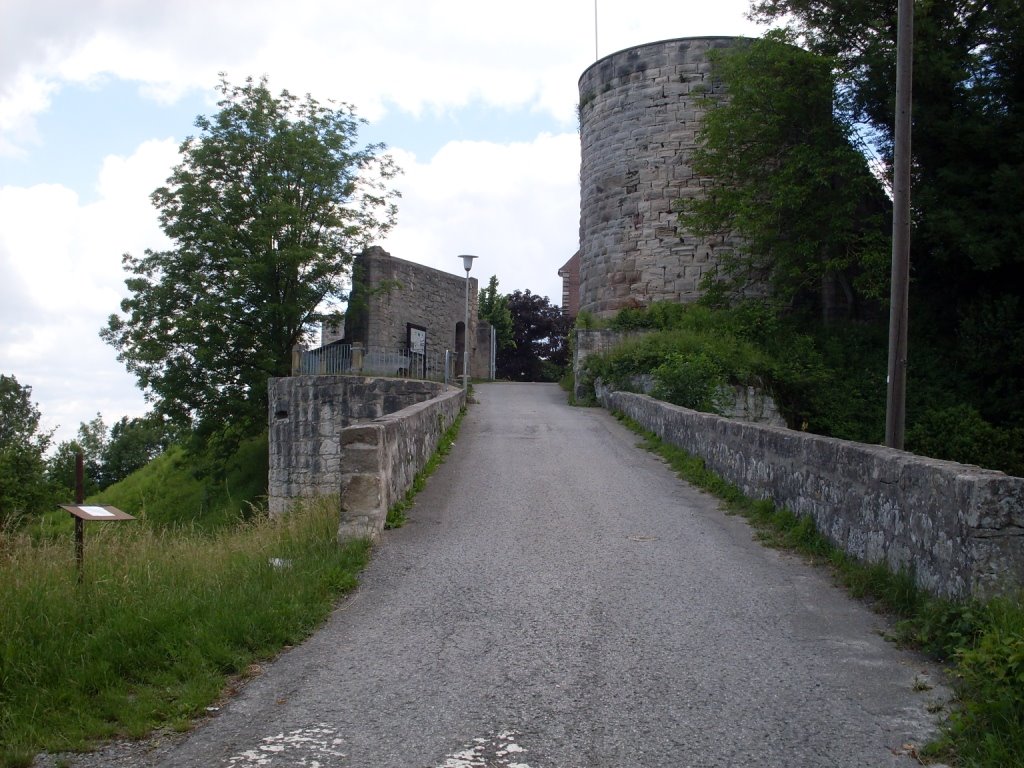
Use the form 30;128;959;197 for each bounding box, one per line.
577;36;745;318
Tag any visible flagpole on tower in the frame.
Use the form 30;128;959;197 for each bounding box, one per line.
594;0;599;60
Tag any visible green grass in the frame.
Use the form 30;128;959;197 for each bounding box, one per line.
90;433;270;530
0;499;369;767
23;433;269;551
385;407;465;529
617;411;1024;768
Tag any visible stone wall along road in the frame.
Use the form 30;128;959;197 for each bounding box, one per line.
43;383;949;768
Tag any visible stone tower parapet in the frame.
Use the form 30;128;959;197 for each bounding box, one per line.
578;36;746;317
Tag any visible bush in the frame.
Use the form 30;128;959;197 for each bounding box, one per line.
581;300;1024;476
933;598;1024;767
651;351;731;412
906;405;1024;477
579;302;793;418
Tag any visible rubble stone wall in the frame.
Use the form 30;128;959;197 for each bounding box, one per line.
600;388;1024;600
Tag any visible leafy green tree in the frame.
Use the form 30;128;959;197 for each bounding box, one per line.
103;414;175;487
48;414;109;498
77;414;108;486
750;0;1024;286
478;275;515;351
678;32;889;318
48;413;174;496
47;441;91;500
497;291;569;381
102;76;399;458
751;0;1024;426
0;374;54;522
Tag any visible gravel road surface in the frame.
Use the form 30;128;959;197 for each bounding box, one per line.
40;382;949;767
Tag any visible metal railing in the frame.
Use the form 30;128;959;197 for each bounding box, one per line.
294;343;456;384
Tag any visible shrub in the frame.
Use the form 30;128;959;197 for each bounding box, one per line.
937;598;1024;766
906;405;1024;477
651;351;731;412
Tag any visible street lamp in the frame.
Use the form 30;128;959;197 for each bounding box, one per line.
459;254;478;389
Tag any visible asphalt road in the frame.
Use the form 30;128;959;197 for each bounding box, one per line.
60;382;949;767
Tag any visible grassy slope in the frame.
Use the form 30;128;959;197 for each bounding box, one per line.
93;433;270;529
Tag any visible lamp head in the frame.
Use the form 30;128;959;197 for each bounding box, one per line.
459;254;478;273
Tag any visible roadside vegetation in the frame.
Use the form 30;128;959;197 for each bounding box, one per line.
0;493;369;767
619;414;1024;767
575;301;1024;477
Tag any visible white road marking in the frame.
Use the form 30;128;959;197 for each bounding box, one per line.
437;730;532;768
223;725;533;766
224;724;346;766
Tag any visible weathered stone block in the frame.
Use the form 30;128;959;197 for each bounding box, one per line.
341;473;382;512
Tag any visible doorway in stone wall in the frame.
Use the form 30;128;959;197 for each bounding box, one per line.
455;321;465;380
407;323;427;379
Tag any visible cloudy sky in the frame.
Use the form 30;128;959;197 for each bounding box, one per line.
0;0;767;445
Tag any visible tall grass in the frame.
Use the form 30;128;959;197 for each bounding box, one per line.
0;500;369;767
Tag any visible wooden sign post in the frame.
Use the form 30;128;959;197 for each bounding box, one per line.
59;451;134;583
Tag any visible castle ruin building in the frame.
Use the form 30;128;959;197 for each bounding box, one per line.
344;247;491;379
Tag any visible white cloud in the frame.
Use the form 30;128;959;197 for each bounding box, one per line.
0;69;58;157
381;132;580;302
0;138;178;443
0;0;767;155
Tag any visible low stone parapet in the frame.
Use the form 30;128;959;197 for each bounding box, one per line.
600;388;1024;601
268;375;462;532
337;387;463;541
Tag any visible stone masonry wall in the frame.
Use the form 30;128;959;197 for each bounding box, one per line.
338;386;464;541
578;37;746;318
346;246;489;377
268;375;452;517
600;389;1024;600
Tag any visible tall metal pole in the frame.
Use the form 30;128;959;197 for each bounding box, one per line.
885;0;914;449
463;273;470;388
594;0;599;60
459;255;477;389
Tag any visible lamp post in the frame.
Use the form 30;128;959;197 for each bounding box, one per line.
459;254;478;389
